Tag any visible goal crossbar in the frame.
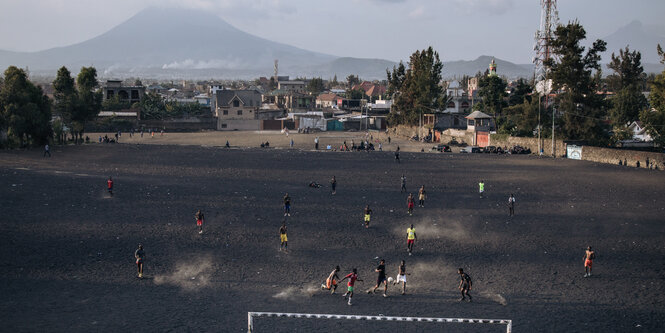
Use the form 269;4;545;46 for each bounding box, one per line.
248;311;512;333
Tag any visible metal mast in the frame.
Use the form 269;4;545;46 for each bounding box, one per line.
533;0;559;156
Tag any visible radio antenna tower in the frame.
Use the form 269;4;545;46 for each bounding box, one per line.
533;0;559;157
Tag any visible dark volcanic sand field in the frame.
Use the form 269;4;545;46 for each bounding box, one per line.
1;144;664;332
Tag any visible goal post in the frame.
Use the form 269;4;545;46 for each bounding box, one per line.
248;311;512;333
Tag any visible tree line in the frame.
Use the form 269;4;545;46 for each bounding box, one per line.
386;21;665;148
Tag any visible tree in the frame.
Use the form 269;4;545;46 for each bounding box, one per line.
101;95;131;111
639;44;665;147
386;61;406;97
306;77;325;95
546;21;608;145
508;78;532;106
72;67;102;143
607;47;647;126
332;74;338;87
135;92;166;120
52;66;77;131
474;74;507;116
345;88;365;100
386;47;445;125
346;74;360;87
0;66;52;146
502;96;551;137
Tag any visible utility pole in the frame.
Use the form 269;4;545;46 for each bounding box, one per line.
552;106;556;157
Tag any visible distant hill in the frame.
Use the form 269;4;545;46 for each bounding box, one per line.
0;7;334;78
0;7;537;80
601;20;664;65
442;56;533;80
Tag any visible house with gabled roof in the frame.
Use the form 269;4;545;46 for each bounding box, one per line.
316;93;341;109
215;89;262;130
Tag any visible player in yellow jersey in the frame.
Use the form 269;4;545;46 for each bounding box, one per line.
406;224;417;255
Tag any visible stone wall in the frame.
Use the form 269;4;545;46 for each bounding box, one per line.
582;146;664;170
489;134;567;157
390;125;475;145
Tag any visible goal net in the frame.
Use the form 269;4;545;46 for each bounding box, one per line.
248;311;512;333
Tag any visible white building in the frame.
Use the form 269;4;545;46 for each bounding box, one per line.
444;80;471;114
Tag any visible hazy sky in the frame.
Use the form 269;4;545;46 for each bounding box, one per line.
0;0;663;63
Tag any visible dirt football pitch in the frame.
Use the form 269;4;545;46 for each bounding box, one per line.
1;143;664;332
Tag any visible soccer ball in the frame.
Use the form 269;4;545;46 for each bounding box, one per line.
387;277;394;283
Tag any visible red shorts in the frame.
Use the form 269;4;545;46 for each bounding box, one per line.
197;219;203;226
585;259;592;268
408;203;414;209
407;239;414;245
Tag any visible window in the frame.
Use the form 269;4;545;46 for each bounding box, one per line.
237;110;243;115
233;100;240;107
223;110;228;115
221;123;227;128
468;119;475;126
447;101;455;108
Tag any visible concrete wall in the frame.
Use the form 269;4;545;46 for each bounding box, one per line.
140;118;215;131
217;119;260;131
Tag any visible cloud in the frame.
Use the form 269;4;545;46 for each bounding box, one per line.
367;0;407;3
453;0;515;15
152;0;297;18
162;58;248;70
408;5;426;18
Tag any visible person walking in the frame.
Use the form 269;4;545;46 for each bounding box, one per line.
363;205;372;228
135;244;145;278
43;144;51;157
478;180;485;198
406;224;417;255
368;259;389;297
283;193;291;216
458;268;473;302
583;246;596;277
314;137;319;150
508;194;516;216
394;260;410;295
279;222;288;252
340;268;363;306
107;177;114;197
330;176;337;195
418;185;426;207
407;193;415;216
395;146;400;163
195;209;204;234
400;174;407;193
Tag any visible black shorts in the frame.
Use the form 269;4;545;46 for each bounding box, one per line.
461;283;470;290
377;276;386;284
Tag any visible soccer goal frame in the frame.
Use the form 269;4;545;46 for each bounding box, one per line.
247;311;512;333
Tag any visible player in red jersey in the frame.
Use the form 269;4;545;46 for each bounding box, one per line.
340;268;363;305
107;177;114;197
